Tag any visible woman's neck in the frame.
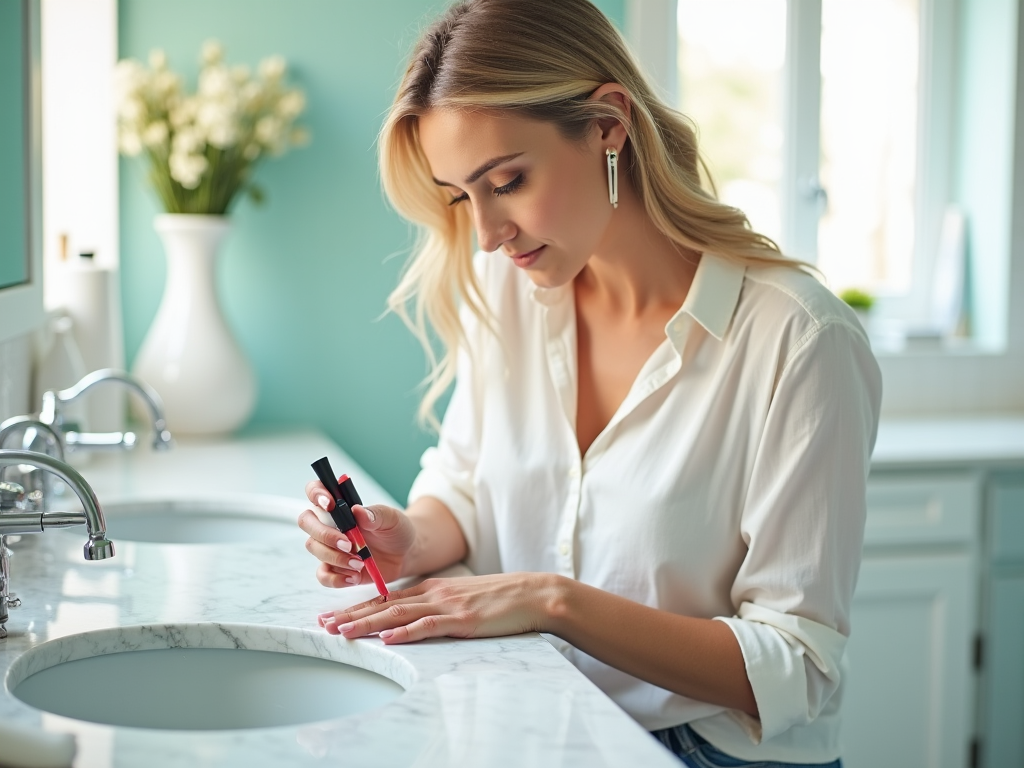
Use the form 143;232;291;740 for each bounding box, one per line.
575;177;699;319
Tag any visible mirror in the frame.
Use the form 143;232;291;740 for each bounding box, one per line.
0;0;43;343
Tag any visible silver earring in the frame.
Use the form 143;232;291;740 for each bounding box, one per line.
606;148;618;209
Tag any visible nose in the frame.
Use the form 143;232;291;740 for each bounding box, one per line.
472;201;516;253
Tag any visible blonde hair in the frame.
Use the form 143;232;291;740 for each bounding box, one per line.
380;0;798;428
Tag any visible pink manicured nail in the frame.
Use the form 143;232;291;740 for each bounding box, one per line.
364;507;376;523
317;495;331;511
323;618;340;635
339;622;354;633
346;575;360;585
336;538;352;553
379;629;394;639
317;611;334;627
347;558;364;571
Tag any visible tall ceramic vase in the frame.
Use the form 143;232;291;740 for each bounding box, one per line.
132;214;256;435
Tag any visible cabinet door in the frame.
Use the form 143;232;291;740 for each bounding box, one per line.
982;571;1024;768
841;554;973;768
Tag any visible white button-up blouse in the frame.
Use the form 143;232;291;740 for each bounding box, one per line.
407;250;883;763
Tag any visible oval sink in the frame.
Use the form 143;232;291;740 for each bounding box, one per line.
8;624;411;730
86;497;305;544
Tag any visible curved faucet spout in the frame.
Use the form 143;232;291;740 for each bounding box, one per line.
0;417;64;461
42;369;173;451
0;450;114;561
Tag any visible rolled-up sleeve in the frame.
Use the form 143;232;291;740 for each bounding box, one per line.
714;318;882;743
406;319;483;558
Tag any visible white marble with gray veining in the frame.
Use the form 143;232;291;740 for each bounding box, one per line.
0;430;679;767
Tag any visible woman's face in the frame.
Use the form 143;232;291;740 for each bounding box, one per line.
417;108;615;288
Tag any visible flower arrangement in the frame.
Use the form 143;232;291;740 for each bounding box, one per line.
115;40;309;214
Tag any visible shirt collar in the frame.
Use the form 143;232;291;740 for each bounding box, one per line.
529;251;746;340
673;252;746;342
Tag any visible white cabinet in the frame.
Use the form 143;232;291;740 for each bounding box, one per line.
841;472;981;768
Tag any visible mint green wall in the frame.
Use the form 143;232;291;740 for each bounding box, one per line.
0;0;27;289
118;0;624;501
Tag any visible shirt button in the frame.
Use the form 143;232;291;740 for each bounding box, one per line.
568;465;580;479
558;542;570;556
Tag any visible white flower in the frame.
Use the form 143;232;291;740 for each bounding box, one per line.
258;55;286;81
142;121;169;147
276;90;306;119
201;39;223;66
239;81;263;111
199;65;233;98
118;96;146;123
172;127;204;155
231;65;251;84
148;49;167;71
153;70;180;97
119;130;143;156
113;59;147;102
243;143;261;161
169;97;198;129
255;115;283;146
169;151;208;188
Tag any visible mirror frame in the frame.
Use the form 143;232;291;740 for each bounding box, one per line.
0;0;42;344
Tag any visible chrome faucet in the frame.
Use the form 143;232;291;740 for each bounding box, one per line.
0;417;65;511
0;449;115;639
39;368;173;453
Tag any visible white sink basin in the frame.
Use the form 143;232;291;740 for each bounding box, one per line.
88;497;306;544
8;624;411;730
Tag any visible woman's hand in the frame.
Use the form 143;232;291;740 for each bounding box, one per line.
297;479;416;589
318;573;562;644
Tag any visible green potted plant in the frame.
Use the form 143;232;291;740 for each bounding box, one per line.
838;287;875;331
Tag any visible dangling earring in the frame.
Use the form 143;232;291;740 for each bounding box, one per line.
605;147;618;209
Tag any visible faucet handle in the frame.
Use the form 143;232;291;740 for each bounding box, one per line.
0;482;25;512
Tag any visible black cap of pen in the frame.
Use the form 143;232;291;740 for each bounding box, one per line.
311;456;357;532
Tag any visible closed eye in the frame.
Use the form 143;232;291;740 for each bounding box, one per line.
493;174;524;197
447;174;525;206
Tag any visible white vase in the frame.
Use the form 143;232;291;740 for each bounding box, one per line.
132;214;257;435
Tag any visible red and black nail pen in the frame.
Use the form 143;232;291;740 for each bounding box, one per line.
311;457;390;601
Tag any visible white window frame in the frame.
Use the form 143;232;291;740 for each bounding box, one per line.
626;0;1024;416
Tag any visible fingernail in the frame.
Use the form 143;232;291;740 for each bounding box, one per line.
365;507;376;523
323;618;340;635
317;495;331;511
379;629;394;639
346;575;360;585
317;611;334;627
339;622;354;632
347;558;364;571
336;538;352;553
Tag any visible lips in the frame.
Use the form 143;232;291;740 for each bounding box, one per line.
508;245;545;268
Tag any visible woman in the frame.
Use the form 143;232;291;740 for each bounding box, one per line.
298;1;881;765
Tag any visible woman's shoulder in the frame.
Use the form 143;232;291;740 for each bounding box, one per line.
736;261;867;350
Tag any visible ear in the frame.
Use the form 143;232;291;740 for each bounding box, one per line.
587;83;631;152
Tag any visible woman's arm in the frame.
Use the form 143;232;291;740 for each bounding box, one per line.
400;496;468;577
322;571;757;717
547;576;758;717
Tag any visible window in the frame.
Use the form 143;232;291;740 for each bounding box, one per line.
657;0;965;346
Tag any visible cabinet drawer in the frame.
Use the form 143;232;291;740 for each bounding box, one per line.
864;473;980;548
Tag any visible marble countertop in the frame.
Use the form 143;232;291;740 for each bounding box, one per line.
0;430;677;767
873;415;1024;469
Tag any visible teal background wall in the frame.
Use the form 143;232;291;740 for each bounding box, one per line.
0;0;27;289
118;0;625;502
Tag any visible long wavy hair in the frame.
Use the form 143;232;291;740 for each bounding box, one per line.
380;0;798;428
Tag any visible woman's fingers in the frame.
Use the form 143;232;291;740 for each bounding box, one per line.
316;562;370;589
297;509;350;550
379;614;471;644
324;598;441;637
304;480;333;510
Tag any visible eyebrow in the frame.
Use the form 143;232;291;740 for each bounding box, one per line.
432;152;524;187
